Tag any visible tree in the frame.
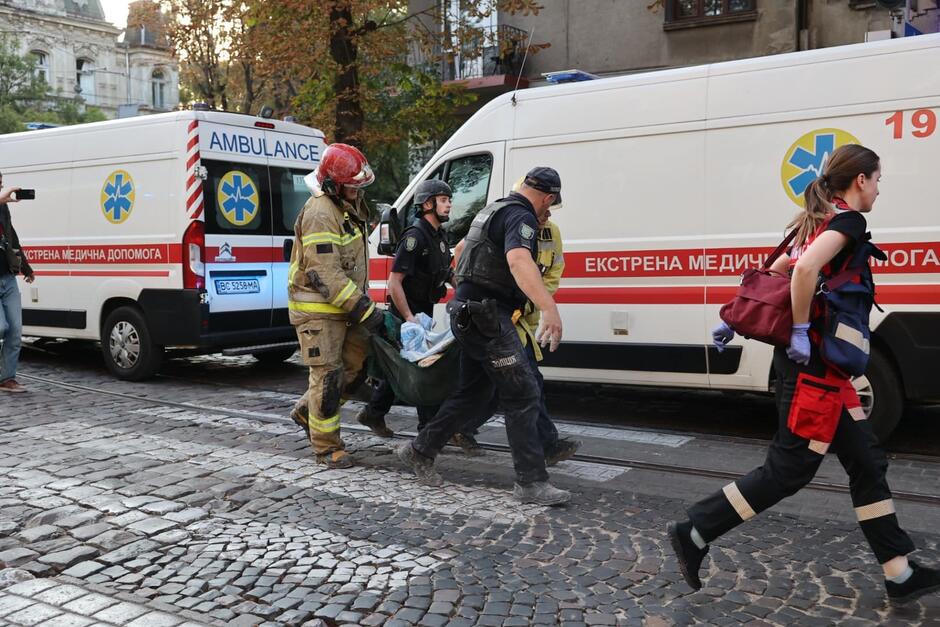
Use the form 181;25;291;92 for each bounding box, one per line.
0;35;106;134
162;0;268;115
239;1;545;204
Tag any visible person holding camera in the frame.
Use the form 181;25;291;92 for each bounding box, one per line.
0;175;35;393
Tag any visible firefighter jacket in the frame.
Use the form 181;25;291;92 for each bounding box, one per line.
516;220;564;361
288;191;374;326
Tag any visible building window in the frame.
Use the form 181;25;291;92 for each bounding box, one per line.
151;69;166;109
30;51;49;83
76;58;96;104
665;0;757;29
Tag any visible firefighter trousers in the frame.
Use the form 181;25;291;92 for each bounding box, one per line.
688;347;914;564
294;318;369;456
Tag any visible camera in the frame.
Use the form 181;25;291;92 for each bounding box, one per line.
15;189;35;200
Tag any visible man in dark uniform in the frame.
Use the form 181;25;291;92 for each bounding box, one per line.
356;179;468;439
398;167;569;506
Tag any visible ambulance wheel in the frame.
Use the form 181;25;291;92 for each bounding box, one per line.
101;306;163;381
853;347;903;444
252;346;297;364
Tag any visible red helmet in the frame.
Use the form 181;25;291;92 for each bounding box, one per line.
316;143;374;191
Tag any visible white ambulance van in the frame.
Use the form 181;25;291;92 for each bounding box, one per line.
372;34;940;441
1;110;324;379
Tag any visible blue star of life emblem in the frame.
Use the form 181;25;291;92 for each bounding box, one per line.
786;133;834;197
104;173;133;221
219;172;258;225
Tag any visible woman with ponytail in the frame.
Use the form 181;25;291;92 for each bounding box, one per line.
669;144;940;603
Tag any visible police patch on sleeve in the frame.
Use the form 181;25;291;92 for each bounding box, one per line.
405;236;417;252
519;224;535;240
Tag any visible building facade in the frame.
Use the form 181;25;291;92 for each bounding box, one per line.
410;0;939;114
0;0;179;118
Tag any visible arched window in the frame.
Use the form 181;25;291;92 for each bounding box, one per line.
30;50;49;83
151;69;166;109
76;58;96;104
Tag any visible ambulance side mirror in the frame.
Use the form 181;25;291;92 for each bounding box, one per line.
195;165;208;181
376;203;401;257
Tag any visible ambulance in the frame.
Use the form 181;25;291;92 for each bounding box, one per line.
372;34;940;441
1;109;325;380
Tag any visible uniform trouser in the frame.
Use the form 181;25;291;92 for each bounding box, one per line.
688;347;915;564
413;301;548;485
461;340;560;453
364;379;438;431
294;318;369;456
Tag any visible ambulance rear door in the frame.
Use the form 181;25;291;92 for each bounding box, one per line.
199;122;276;333
265;126;324;328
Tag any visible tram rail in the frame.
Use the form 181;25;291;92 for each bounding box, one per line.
18;371;940;509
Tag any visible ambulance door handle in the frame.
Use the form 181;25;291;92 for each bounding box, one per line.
283;240;293;262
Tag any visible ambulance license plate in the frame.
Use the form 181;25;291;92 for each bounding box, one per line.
215;279;260;295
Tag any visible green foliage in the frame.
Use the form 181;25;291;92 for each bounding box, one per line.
0;34;107;134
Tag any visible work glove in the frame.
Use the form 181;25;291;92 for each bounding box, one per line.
711;321;735;353
786;323;812;365
361;306;386;335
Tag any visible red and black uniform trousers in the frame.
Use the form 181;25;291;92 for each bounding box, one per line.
687;345;914;564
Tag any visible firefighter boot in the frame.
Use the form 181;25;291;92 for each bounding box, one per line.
316;449;354;469
668;521;710;591
513;481;571;506
356;407;394;438
290;405;310;437
396;443;442;487
886;561;940;604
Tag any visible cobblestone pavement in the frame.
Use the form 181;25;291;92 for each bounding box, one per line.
1;356;939;626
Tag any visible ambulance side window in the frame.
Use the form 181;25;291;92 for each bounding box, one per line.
442;153;492;246
271;166;312;235
203;159;271;235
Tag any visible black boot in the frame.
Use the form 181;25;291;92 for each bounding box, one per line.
667;521;709;590
545;438;582;466
355;407;394;438
886;561;940;604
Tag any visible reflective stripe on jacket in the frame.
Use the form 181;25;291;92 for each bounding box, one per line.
516;220;564;361
288;191;372;325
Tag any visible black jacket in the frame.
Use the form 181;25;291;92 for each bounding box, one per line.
0;203;33;277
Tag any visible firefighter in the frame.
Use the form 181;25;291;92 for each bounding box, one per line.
669;144;940;604
355;179;459;438
287;143;385;469
397;166;570;506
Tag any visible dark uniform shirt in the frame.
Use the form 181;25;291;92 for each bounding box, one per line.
391;216;451;317
456;192;539;309
824;208;867;274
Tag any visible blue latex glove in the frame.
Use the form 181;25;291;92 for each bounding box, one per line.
711;321;735;353
786;323;812;365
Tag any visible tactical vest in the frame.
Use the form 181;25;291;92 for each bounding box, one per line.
401;222;452;309
455;200;532;307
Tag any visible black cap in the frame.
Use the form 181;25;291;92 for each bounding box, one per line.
523;166;562;205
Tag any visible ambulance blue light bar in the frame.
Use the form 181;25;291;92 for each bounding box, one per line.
542;69;600;84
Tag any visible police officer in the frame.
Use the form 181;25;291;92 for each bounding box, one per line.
287;143;384;469
456;176;580;463
397;166;569;506
355;179;458;437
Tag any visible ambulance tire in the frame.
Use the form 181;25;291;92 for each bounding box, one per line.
252;347;297;364
859;347;903;444
101;306;164;381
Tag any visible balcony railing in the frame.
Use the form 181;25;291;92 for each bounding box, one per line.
411;24;529;82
